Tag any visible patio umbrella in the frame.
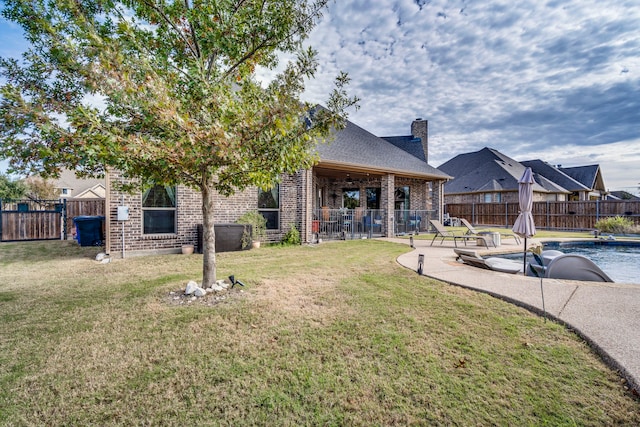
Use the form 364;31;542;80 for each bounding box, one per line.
512;167;536;273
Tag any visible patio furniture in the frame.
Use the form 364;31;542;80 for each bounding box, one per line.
363;215;382;234
321;207;338;236
408;215;421;233
543;254;614;282
454;249;523;274
429;219;494;248
443;213;460;227
460;218;521;245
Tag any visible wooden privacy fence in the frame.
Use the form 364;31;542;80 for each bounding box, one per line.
0;198;105;242
445;200;640;230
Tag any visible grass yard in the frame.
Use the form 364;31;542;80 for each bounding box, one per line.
1;239;639;425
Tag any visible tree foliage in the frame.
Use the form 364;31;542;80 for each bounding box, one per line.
24;176;60;200
0;0;358;285
0;173;27;200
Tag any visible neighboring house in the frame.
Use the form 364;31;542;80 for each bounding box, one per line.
520;160;593;201
607;191;640;201
104;118;451;257
438;147;609;204
438;147;606;203
556;164;608;200
50;169;106;199
438;147;566;204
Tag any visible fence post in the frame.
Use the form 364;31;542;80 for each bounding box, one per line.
63;199;68;240
0;198;3;241
505;201;508;226
472;203;475;224
596;199;600;223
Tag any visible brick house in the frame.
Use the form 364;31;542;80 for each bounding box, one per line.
104;118;450;257
438;147;608;204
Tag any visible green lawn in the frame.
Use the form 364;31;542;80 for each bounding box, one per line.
1;239;638;425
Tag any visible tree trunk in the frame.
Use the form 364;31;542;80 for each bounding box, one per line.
201;184;217;288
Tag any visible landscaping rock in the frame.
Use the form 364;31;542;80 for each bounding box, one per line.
194;287;207;297
185;281;199;295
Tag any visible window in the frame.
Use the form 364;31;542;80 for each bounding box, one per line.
342;188;360;209
394;186;410;210
142;185;176;234
366;188;380;209
259;184;279;230
483;193;492;203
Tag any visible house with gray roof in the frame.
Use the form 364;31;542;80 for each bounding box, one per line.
557;164;607;200
50;169;106;199
104;117;450;256
438;147;608;205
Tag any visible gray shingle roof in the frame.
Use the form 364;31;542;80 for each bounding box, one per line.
560;165;600;189
521;160;590;192
315;119;450;179
438;147;570;195
380;136;426;162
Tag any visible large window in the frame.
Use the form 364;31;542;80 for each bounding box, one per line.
142;185;176;234
258;184;279;230
366;188;380;209
342;188;360;209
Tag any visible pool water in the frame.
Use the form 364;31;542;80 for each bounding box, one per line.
498;241;640;284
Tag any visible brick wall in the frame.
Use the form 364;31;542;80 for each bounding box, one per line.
107;171;303;256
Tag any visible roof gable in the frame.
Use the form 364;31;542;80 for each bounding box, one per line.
560;165;605;191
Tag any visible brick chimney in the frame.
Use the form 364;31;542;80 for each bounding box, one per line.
411;118;428;163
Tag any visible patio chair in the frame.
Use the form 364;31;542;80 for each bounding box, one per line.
408;215;421;233
429;219;494;248
363;214;382;234
454;249;522;274
460;218;521;244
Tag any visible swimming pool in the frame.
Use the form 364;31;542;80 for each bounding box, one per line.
497;240;640;284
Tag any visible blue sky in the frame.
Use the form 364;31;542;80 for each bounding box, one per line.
1;0;639;193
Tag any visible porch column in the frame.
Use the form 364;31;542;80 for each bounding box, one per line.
433;179;445;224
381;173;395;237
298;169;314;244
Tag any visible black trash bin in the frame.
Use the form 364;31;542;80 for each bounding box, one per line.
73;216;105;246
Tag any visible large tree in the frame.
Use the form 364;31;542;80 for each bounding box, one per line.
0;0;357;286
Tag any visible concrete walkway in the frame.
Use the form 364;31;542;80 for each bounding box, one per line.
386;236;640;395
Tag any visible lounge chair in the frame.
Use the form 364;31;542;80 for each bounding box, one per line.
454;249;522;274
544;254;614;282
460;218;521;245
429;219;494;248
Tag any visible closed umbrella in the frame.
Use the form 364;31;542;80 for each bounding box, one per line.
512;167;536;273
512;167;546;320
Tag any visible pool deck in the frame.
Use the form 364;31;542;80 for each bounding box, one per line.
386;236;640;395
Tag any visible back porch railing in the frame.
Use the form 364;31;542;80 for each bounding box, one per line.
312;209;435;240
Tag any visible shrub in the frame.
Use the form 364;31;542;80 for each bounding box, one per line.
595;216;636;234
281;224;301;246
236;211;267;248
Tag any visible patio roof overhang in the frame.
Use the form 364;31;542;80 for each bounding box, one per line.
315;160;451;181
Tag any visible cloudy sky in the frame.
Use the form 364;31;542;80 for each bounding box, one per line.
1;0;639;193
294;0;640;193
